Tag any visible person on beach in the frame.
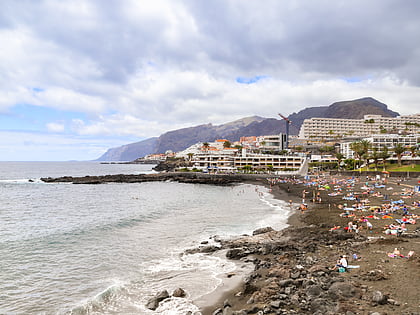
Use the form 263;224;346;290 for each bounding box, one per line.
332;255;348;271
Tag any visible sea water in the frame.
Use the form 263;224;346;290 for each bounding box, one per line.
0;162;291;314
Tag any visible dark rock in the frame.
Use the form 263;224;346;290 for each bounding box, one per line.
278;279;294;287
372;290;387;305
145;290;170;310
310;298;336;313
328;282;358;300
212;308;223;315
223;299;231;308
252;227;274;235
270;300;281;309
291;271;300;279
172;288;186;298
222;306;233;315
226;248;247;259
306;285;322;297
199;245;221;253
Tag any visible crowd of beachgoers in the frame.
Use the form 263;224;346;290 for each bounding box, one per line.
267;174;419;241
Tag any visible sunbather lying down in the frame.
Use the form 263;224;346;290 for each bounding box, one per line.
387;249;415;259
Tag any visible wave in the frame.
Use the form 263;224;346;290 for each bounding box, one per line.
68;281;127;315
0;178;46;184
254;186;292;231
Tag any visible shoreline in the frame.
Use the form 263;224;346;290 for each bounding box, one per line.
197;174;420;315
40;171;420;314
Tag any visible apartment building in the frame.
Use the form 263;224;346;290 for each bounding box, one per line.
257;134;288;152
299;114;420;139
191;149;304;172
340;134;419;158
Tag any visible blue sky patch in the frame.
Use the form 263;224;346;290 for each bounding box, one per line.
236;75;268;84
0;104;87;133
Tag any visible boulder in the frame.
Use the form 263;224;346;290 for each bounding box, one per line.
145;290;170;310
270;300;281;309
172;288;186;298
306;285;322;297
252;227;274;235
372;290;388;305
226;248;247;259
328;282;358;300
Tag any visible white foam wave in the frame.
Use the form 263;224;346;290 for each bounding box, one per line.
0;178;45;184
254;186;292;231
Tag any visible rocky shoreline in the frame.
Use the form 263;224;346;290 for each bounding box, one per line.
40;172;270;185
41;172;420;314
198;176;420;315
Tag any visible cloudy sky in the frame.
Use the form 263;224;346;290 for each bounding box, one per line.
1;0;420;160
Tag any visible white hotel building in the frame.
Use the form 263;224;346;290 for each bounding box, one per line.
299;114;420;139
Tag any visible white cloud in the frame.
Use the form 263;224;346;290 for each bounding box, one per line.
46;122;65;133
0;0;420;160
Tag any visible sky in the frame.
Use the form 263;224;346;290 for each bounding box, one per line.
1;0;420;161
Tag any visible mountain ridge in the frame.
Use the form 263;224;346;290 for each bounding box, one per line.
96;97;400;161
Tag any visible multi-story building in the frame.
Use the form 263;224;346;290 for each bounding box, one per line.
340;134;419;158
299;114;420;139
191;149;305;173
257;134;287;152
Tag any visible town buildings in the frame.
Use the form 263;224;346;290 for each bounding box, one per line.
299;114;420;139
340;134;418;159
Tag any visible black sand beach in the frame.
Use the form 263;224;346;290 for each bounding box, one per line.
200;174;420;315
41;172;420;314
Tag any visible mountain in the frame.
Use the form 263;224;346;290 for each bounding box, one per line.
97;116;280;161
98;137;158;162
287;97;399;132
97;97;400;161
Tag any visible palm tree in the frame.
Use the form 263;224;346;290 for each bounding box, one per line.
369;148;380;171
409;146;417;168
393;143;406;167
335;152;345;171
380;147;390;170
350;140;371;171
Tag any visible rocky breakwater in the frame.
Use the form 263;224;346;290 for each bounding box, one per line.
40;172;265;185
198;225;409;315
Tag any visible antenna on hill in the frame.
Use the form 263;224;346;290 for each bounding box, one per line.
278;113;291;149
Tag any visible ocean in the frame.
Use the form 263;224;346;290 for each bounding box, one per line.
0;162;291;314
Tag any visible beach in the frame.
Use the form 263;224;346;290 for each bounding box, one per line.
29;169;420;314
200;174;420;315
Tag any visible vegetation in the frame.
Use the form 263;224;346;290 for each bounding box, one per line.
369;147;381;171
202;142;210;151
393;143;406;167
335;152;345;170
319;145;335;154
223;140;232;148
387;164;420;172
350;139;371;170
